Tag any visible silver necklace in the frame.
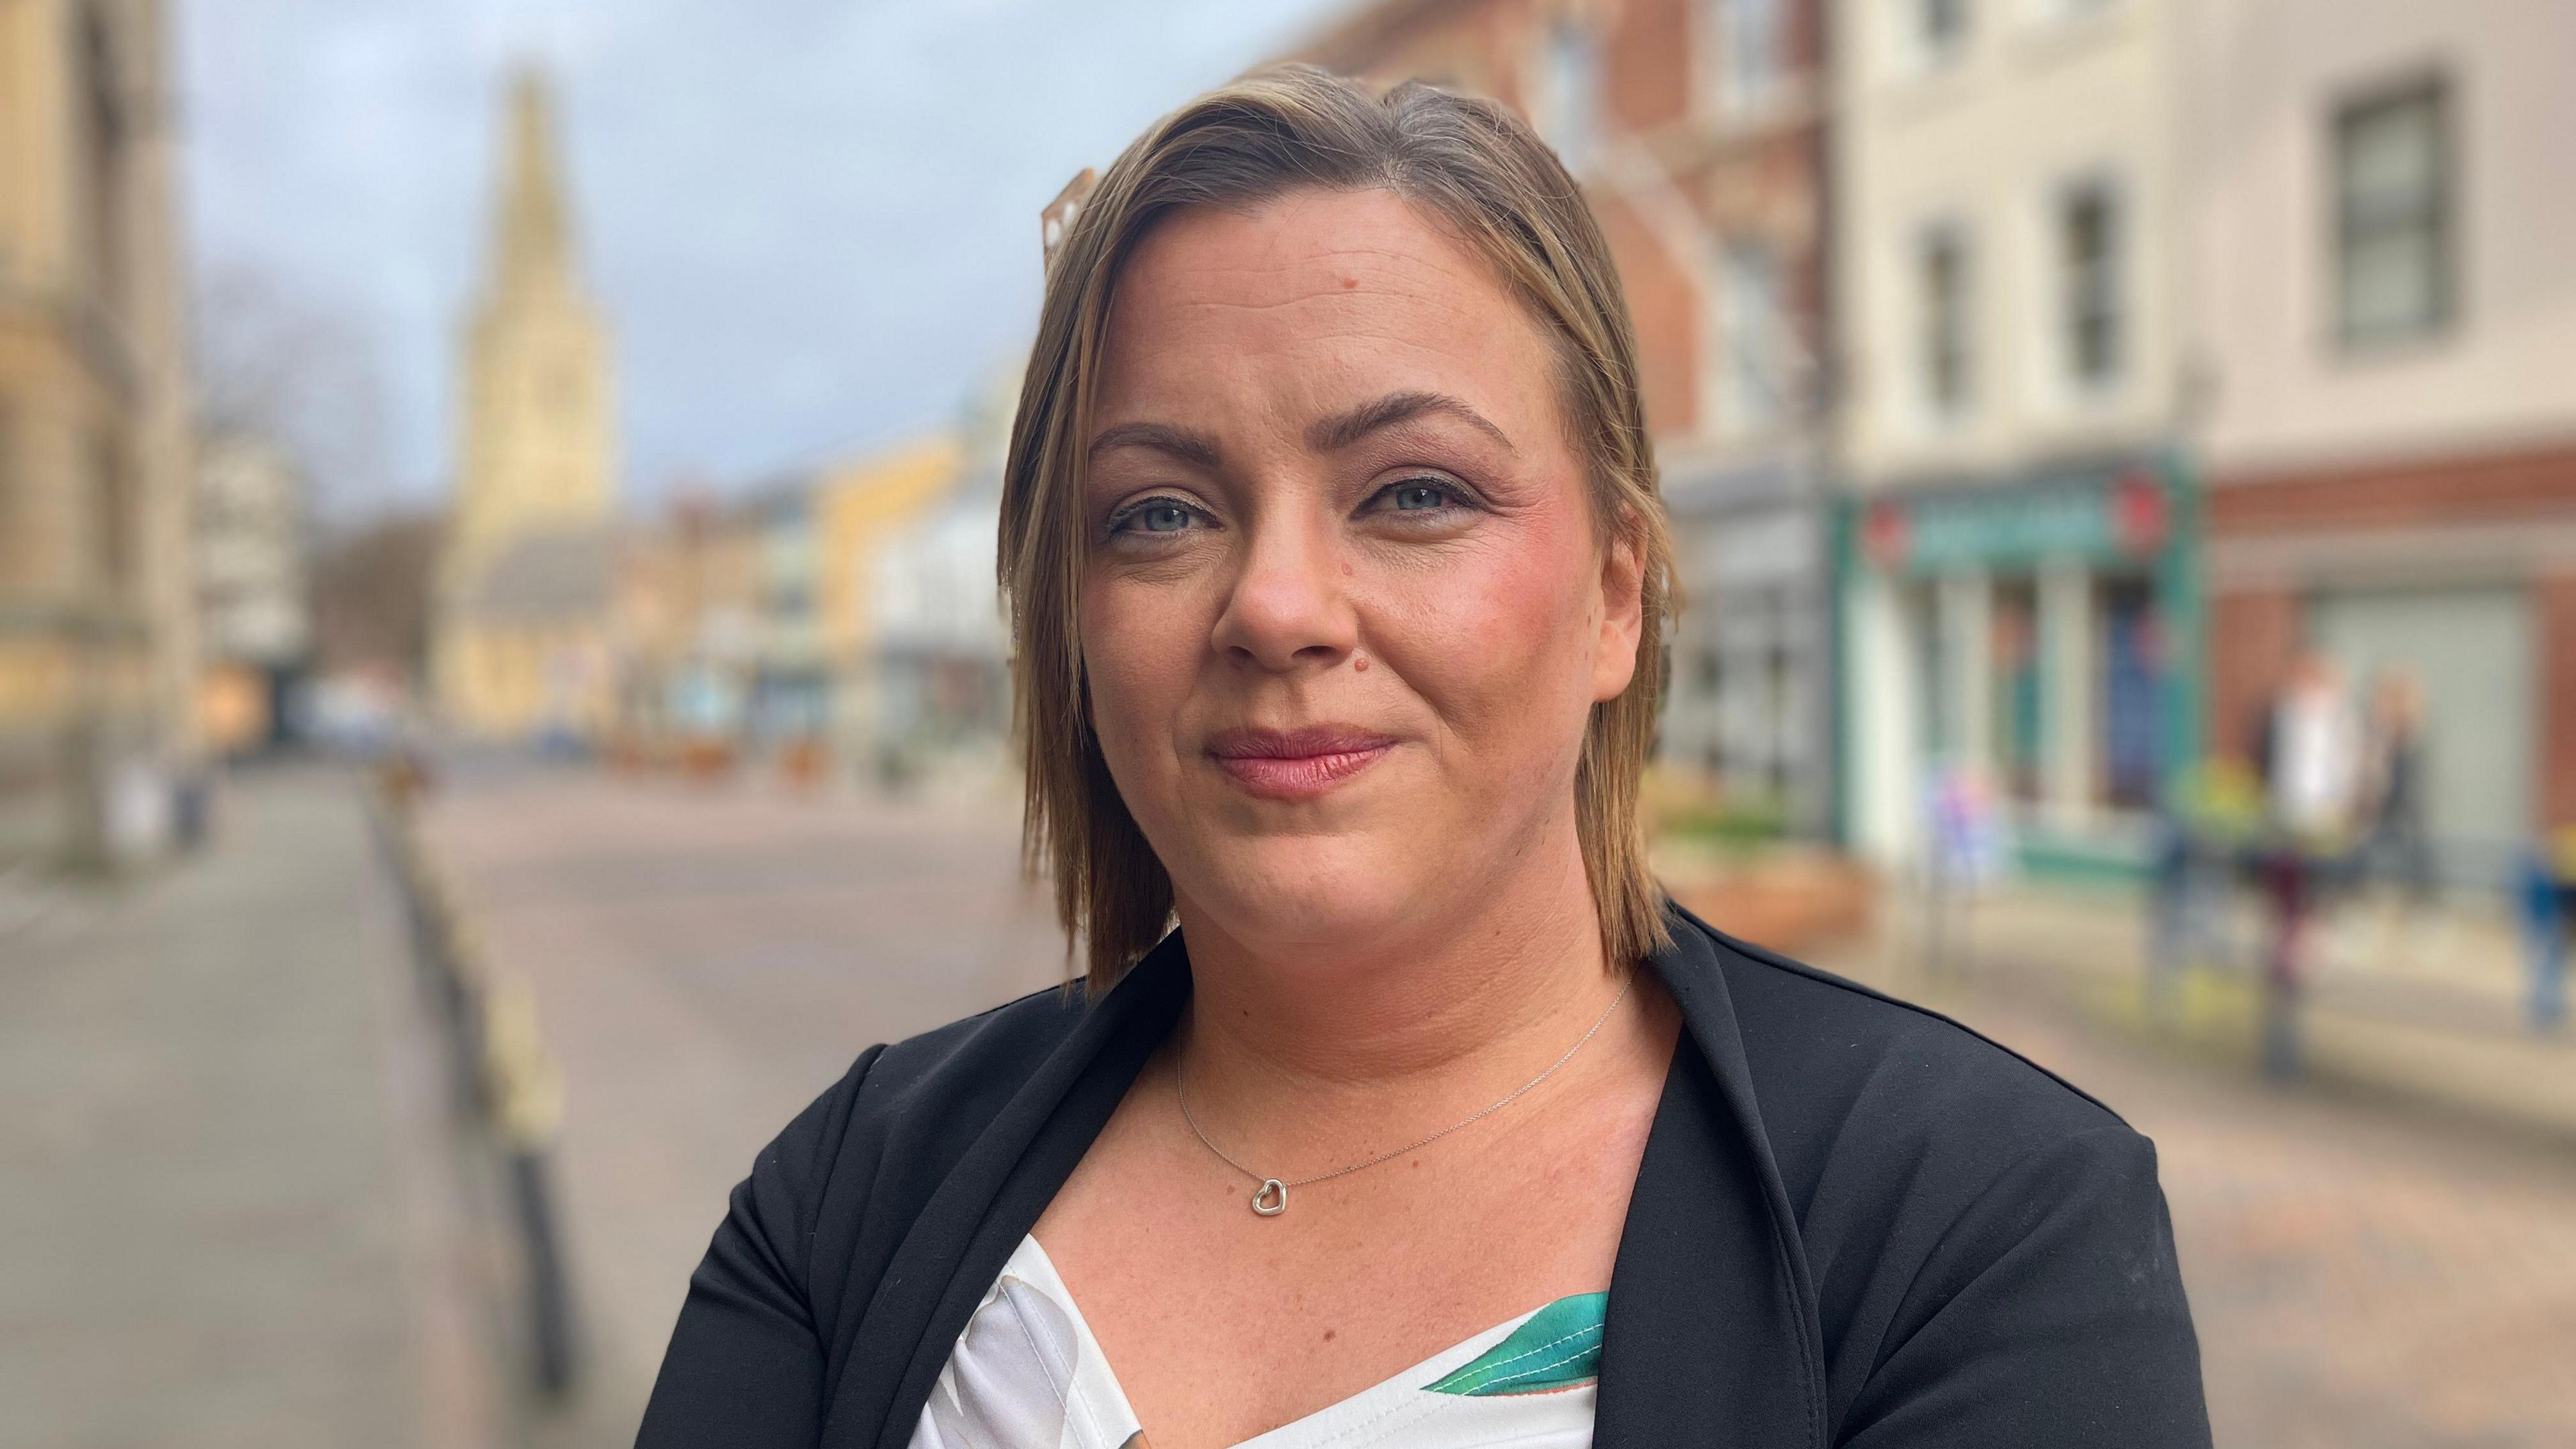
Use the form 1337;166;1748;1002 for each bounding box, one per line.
1175;973;1635;1218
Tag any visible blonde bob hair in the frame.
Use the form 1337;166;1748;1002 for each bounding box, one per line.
1000;64;1676;991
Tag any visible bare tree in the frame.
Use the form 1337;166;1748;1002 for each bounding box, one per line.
192;258;394;526
309;511;444;678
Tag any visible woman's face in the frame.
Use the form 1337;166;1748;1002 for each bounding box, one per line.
1079;186;1642;957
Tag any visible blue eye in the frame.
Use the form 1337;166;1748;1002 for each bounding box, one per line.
1391;481;1450;511
1110;498;1199;537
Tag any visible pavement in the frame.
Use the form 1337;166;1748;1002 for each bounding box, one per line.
1854;879;2576;1142
415;761;1066;1448
401;762;2576;1446
0;765;500;1449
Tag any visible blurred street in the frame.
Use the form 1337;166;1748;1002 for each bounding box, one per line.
398;762;2574;1447
0;768;494;1449
9;1;2576;1440
413;761;1065;1447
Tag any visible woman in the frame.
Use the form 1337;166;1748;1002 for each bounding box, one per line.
640;68;2207;1448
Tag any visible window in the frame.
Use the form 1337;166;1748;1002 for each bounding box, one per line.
1530;18;1603;170
1917;224;1974;420
1709;0;1788;116
1711;237;1787;435
1920;0;1970;61
94;432;133;594
78;11;128;309
2334;76;2452;347
0;406;16;573
2058;178;2125;388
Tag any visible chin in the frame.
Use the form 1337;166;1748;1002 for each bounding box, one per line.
1180;833;1431;955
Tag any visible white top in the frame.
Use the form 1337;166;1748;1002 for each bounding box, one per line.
908;1235;1603;1449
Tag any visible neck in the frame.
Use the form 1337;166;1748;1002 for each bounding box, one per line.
1169;810;1629;1161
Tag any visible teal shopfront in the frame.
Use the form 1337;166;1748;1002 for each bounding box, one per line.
1835;455;2202;875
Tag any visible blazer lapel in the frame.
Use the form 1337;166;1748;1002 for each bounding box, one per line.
1596;912;1829;1448
824;940;1190;1449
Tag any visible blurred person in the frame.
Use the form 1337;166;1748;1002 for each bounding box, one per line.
2358;667;2435;906
2255;647;2361;843
639;68;2206;1449
2250;646;2362;1077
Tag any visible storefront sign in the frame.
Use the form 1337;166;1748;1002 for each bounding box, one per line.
1863;465;2171;574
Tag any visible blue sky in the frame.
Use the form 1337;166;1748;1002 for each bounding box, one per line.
178;0;1348;518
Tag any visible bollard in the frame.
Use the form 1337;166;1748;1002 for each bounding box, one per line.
486;979;579;1397
371;773;582;1399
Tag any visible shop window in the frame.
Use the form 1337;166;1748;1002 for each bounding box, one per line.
2057;178;2126;389
1914;585;1955;761
2099;578;2163;810
1917;223;1974;423
2334;74;2453;348
1707;0;1788;117
1764;639;1795;798
1918;0;1970;65
1991;580;2042;805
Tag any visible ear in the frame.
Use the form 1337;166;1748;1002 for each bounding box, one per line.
1591;523;1646;704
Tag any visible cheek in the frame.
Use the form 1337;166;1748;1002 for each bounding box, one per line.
1078;569;1206;771
1372;513;1600;747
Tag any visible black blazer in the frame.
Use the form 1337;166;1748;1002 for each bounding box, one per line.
638;904;2210;1446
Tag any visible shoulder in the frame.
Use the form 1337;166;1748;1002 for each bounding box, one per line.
806;979;1099;1181
1664;908;2202;1433
1664;902;2142;1222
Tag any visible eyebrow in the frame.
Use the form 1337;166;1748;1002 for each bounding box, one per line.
1086;421;1224;470
1307;390;1515;455
1083;389;1515;472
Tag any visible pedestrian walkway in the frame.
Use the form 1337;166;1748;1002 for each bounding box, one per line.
0;767;498;1449
1816;879;2576;1142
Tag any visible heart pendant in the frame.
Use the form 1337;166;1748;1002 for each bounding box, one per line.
1251;1179;1289;1216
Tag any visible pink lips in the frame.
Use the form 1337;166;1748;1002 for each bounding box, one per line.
1204;725;1396;801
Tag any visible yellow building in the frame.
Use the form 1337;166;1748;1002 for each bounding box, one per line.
812;435;963;763
433;67;620;740
0;0;199;865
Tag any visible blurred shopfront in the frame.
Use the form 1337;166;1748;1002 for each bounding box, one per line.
1662;457;1831;835
2205;447;2576;889
1840;456;2200;873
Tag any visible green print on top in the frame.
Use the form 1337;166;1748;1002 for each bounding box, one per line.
1421;1292;1607;1397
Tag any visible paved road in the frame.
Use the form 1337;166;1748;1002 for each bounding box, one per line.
419;765;1065;1446
1;767;494;1449
424;766;2576;1446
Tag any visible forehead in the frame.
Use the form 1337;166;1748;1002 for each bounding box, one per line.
1094;187;1563;437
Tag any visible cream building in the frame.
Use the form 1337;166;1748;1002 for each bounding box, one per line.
814;433;966;772
1833;0;2198;869
2183;0;2576;876
194;428;308;753
0;0;198;865
433;67;621;741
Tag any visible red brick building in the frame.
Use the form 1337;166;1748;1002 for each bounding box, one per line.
1293;0;1837;829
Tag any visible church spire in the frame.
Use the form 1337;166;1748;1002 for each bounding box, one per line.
492;66;574;296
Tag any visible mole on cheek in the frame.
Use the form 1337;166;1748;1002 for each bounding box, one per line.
1341;277;1358;290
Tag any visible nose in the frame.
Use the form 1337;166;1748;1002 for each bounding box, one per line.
1208;505;1356;674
